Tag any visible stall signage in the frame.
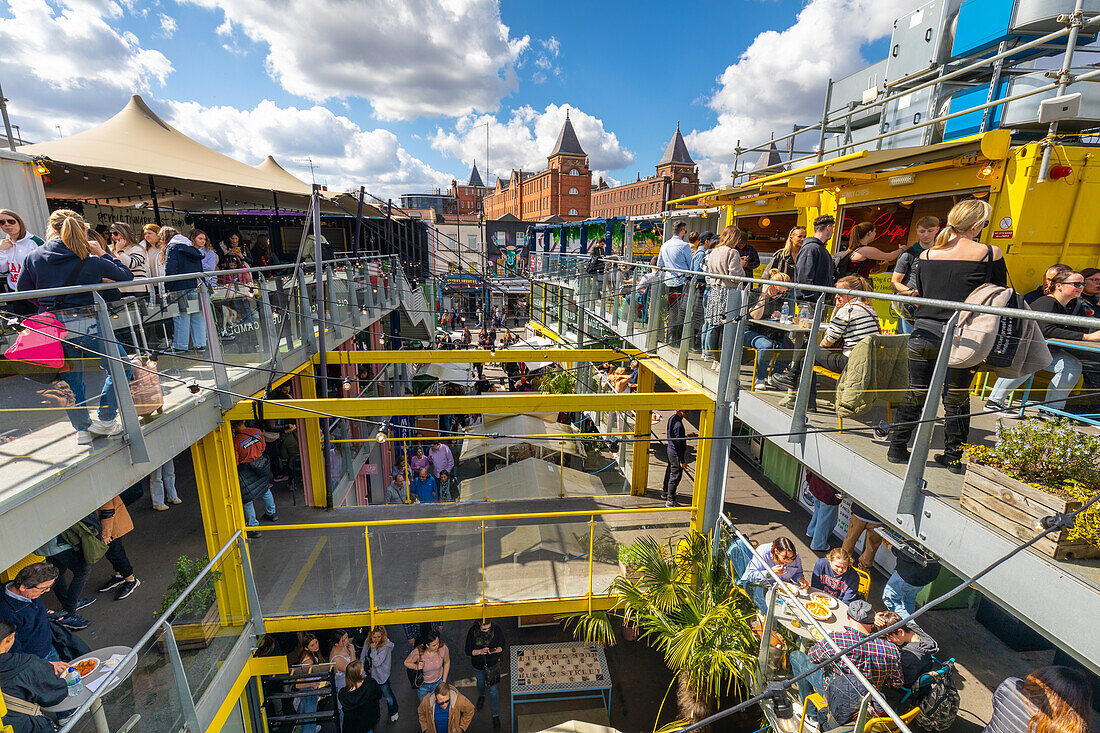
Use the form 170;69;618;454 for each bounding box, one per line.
992;216;1013;239
841;210;910;245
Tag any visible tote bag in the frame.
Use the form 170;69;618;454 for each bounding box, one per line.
4;312;67;368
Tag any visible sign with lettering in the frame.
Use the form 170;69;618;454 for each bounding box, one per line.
81;204;189;231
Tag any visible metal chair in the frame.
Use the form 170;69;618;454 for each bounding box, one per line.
799;692;921;733
854;567;871;600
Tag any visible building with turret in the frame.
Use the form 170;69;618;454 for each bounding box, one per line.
482;111;591;222
591;123;699;218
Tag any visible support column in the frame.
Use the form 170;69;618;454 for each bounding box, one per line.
298;363;328;508
692;405;713;533
630;366;655;495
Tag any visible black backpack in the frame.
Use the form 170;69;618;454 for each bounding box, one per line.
832;247;854;279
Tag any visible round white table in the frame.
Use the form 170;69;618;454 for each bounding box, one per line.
45;645;136;733
771;587;851;649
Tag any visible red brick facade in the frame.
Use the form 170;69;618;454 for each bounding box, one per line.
590;124;698;219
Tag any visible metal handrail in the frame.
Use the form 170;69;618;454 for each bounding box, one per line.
0;253;396;304
718;516;913;733
540;251;1100;330
57;531;244;732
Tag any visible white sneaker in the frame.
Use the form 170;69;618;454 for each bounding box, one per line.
167;497;183;505
390;712;399;722
76;430;94;445
88;419;123;437
754;381;767;390
153;504;169;512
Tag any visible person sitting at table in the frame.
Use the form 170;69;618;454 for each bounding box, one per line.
740;536;808;611
0;619;69;733
789;599;903;728
743;270;795;390
0;564;61;662
875;611;940;696
985;269;1100;415
811;548;861;604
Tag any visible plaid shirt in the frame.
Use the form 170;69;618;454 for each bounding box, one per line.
808;628;903;691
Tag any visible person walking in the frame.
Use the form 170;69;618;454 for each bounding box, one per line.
437;470;458;502
703;226;746;358
150;453;182;511
428;441;454;478
95;494;141;600
339;659;382;733
411;467;438;503
37;532;92;631
404;630;450;702
662;409;689;507
162;226;207;354
232;421;278;528
386;472;408;504
882;546;941;618
17;209;135;445
887;199;1006;474
417;682;475;733
361;626;399;722
464;619;505;730
291;633;324;732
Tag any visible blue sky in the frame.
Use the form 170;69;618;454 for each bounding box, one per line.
0;0;916;197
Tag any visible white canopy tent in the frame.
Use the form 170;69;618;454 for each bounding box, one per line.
458;457;607;502
459;413;586;463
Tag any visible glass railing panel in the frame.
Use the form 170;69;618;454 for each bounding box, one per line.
210;281;270;383
168;543;252;703
247;526;369;617
369;521;482;610
483;516;597;603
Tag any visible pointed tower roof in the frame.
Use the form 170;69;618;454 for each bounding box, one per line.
752;142;786;174
468;161;485;187
549;109;586;158
658;122;695;167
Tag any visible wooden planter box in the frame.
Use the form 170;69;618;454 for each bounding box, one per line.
960;463;1100;560
168;604;220;651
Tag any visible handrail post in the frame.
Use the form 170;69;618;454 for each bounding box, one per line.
347;267;364;329
897;312;960;529
677;277;699;372
788;294;827;445
92;292;149;463
624;263;638;336
197;284;235;410
758;583;779;678
163;621;202;732
853;693;874;733
325;266;344;340
729;287;748;407
587;516;596;614
237;534;265;636
705;287;742;549
364;527;376;628
646;278;665;352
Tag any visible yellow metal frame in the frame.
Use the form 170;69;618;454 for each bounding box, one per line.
204;655;289;733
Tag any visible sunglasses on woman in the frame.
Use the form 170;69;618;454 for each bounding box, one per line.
0;219;18;226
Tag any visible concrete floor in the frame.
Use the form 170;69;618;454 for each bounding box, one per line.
63;410;1096;733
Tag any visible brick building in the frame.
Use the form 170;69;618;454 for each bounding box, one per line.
482;112;591;222
451;162;490;215
590;124;699;218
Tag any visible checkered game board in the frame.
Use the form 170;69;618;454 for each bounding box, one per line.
510;642;609;693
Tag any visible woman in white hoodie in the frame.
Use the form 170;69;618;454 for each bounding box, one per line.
0;208;44;315
108;222;149;296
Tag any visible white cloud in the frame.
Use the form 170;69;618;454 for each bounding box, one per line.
180;0;530;120
157;12;177;38
685;0;919;184
0;0;172;141
531;35;562;82
164;99;453;198
430;104;634;179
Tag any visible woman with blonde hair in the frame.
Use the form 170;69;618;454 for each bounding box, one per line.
743;269;794;389
16;209;134;444
887;199;1005;473
702;226;746;357
983;666;1091;733
771;225;806;278
142;223;168;303
360;625;399;722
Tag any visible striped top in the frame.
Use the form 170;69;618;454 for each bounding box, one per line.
824;301;881;356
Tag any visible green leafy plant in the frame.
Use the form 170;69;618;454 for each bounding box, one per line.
156;555;222;620
617;541;648;569
965;417;1100;547
537;369;577;395
561;531;759;731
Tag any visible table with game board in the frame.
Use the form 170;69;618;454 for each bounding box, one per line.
509;641;612;732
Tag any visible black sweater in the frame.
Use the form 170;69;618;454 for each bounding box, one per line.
0;651;67;733
464;623;505;670
338;679;382;733
1029;295;1088;342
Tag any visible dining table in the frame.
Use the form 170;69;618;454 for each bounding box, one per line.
770;585;851;650
44;645;137;733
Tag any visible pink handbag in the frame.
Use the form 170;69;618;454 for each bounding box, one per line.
4;312;68;368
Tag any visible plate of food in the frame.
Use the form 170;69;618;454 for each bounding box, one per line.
810;592;838;609
805;601;832;621
74;658;99;678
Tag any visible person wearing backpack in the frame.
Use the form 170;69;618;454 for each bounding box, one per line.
887;199;1006;474
232;421;278;527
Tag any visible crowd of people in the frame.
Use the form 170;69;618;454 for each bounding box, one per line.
253;620;505;733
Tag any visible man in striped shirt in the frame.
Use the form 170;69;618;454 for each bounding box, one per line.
790;599;902;725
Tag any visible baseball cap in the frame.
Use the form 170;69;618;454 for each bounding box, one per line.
846;599;875;625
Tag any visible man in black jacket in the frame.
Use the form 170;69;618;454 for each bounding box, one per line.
464;620;506;730
794;214;836;290
0;619;68;733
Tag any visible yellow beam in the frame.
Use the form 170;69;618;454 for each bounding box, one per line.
224;390;714;419
203;655;290;733
642;356;702;395
314;348;630;365
691;406;713;534
297;363;327;507
630;367;656;496
261;595;617;633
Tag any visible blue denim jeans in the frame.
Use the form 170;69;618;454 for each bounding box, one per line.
417;680;438;702
379;680;398;715
988;350;1083;411
242;488;276;526
882;571;923;617
897;317;915;335
743;329;792;380
806;498;840;551
59;314;131;431
474;667;501;715
171;290;207;350
294;694;318;729
150;459;178;505
790;650;827;720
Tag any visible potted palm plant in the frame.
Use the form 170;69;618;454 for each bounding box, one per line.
963;418;1100;560
562;531;760;731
